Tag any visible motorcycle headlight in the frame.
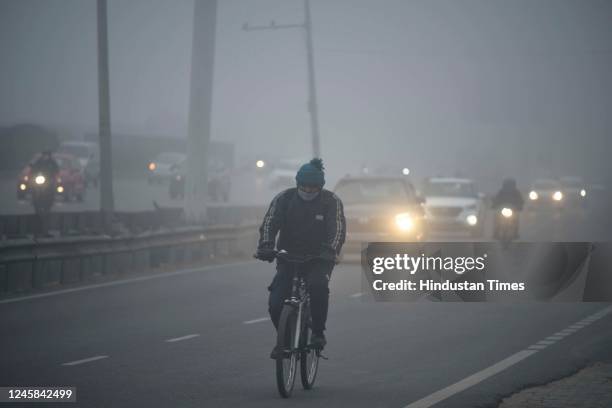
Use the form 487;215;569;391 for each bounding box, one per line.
501;208;513;218
394;213;413;231
529;191;538;200
580;189;586;197
19;183;27;191
35;175;46;185
256;160;265;169
57;186;64;193
552;191;563;201
148;162;156;171
466;214;478;226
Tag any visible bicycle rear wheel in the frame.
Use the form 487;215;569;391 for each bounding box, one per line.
275;305;298;398
299;313;320;390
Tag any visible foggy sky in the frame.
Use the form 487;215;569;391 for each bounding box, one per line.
1;0;611;185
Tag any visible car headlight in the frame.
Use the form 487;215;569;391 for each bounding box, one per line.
466;214;478;226
501;208;513;218
529;191;538;200
148;162;156;171
552;191;563;201
580;189;586;197
394;213;413;231
34;175;46;185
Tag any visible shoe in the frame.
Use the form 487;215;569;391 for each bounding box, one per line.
270;345;284;359
310;333;327;349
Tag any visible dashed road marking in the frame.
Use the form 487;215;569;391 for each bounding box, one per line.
166;334;200;343
243;317;270;325
62;355;109;366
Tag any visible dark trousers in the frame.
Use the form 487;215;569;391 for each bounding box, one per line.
268;260;334;335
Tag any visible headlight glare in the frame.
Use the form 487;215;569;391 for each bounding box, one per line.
395;213;413;231
501;208;513;218
35;175;46;185
466;214;478;226
529;191;538;200
552;191;563;201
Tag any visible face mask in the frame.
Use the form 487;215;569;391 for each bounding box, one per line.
298;189;320;201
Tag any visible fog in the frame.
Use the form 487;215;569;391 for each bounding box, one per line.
1;0;611;188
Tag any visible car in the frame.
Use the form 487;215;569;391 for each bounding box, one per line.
17;153;86;202
559;176;588;207
268;158;307;191
527;178;564;209
333;176;426;252
57;141;100;187
168;158;231;202
147;152;186;184
420;177;485;237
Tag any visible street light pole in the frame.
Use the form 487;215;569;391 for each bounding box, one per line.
96;0;114;214
243;0;322;158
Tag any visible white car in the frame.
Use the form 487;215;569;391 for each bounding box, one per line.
268;158;307;191
421;177;485;237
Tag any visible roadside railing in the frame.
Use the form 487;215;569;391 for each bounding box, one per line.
0;223;259;295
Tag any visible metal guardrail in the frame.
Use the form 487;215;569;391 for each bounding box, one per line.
0;205;266;239
0;223;259;295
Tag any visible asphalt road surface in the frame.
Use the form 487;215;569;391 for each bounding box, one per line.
2;257;612;408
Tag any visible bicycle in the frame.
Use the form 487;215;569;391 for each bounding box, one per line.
270;250;326;398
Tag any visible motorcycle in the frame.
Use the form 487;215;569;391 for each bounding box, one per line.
494;207;518;247
30;172;56;215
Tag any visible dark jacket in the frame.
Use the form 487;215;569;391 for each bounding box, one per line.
492;187;524;211
258;188;346;256
31;156;60;178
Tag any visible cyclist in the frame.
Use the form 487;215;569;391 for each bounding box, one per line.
255;158;346;358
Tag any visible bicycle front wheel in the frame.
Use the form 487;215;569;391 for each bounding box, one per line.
275;305;298;398
300;316;320;390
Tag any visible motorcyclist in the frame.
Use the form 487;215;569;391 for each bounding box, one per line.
30;150;60;180
491;178;524;238
255;158;346;358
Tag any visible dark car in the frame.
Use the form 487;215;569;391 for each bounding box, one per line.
333;176;426;254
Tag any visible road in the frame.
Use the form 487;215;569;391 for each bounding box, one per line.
2;257;611;407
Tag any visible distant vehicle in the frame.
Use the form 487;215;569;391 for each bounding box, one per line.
494;207;518;248
268;158;307;191
421;177;485;237
168;158;231;202
17;153;86;202
58;141;100;187
527;179;564;209
559;176;588;206
147;152;186;184
333;176;426;248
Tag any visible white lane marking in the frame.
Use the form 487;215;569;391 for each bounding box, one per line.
243;317;270;325
404;350;537;408
403;305;612;408
0;261;257;305
546;336;564;341
62;355;109;366
350;292;364;298
528;345;548;350
166;334;200;343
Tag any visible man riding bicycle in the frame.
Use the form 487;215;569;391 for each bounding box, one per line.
255;158;346;359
